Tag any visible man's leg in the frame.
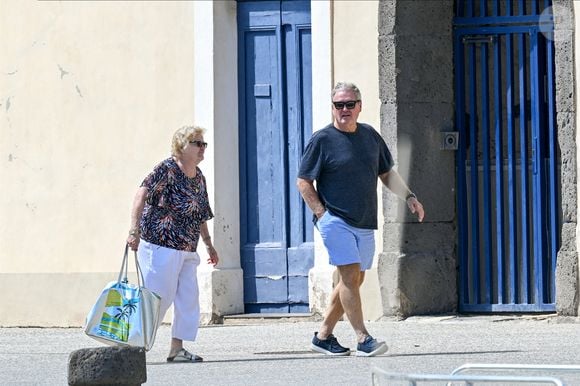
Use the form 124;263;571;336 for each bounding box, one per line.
334;263;369;343
311;211;386;355
310;265;363;356
318;269;366;340
333;264;387;356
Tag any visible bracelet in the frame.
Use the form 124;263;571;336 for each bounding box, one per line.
405;192;417;201
202;236;211;243
129;229;140;236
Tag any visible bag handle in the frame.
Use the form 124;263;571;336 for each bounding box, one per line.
117;244;146;288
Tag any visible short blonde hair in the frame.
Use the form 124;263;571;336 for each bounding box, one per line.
171;125;206;156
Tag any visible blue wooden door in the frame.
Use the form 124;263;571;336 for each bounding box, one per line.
454;0;559;312
238;0;313;313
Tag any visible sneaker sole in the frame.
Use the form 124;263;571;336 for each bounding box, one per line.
310;343;351;356
355;342;388;357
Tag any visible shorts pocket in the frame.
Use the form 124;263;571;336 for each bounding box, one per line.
315;210;331;231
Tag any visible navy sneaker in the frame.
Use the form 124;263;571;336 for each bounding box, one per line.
356;335;388;357
310;332;351;356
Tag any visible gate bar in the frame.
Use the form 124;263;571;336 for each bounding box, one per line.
468;41;481;303
371;368;563;386
518;30;530;304
454;16;550;27
452;363;580;376
481;40;493;304
530;29;545;305
506;32;519;304
493;32;505;304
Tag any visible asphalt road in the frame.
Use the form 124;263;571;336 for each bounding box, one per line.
1;314;579;385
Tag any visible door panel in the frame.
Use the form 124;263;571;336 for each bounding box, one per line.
454;0;559;312
238;1;312;313
283;1;313;314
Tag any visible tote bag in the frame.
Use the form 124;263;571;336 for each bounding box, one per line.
85;244;161;351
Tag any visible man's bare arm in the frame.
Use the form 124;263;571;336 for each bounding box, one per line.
379;170;425;222
296;177;326;219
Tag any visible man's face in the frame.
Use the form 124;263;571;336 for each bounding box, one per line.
332;89;361;127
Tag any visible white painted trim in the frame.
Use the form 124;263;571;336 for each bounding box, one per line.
312;1;333;134
193;1;244;318
309;0;336;314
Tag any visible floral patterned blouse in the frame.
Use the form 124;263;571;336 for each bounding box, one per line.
139;157;213;252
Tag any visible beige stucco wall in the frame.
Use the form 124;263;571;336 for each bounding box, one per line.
0;0;197;325
332;1;384;321
0;0;383;326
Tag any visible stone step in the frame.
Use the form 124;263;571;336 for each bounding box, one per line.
222;313;320;325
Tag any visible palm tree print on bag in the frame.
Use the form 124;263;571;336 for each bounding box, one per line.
98;288;139;342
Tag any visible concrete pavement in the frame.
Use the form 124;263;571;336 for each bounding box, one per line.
1;314;579;385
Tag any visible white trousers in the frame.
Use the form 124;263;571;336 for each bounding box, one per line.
137;239;201;342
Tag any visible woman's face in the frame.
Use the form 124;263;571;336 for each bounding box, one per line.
183;134;207;164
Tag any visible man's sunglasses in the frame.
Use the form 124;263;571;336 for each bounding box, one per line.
189;140;208;148
332;100;360;110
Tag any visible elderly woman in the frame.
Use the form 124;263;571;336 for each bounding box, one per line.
126;125;219;362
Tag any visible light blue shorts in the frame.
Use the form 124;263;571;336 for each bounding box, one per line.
315;211;375;271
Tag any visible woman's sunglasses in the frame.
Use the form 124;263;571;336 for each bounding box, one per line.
189;140;208;148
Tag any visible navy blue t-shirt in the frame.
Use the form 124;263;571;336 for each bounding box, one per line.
298;123;394;229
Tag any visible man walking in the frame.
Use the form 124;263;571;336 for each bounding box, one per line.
297;82;425;357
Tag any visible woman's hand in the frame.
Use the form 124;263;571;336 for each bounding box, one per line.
127;230;140;251
206;245;219;266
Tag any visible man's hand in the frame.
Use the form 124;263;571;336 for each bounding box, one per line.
406;197;425;222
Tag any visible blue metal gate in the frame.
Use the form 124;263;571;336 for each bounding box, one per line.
238;1;313;313
454;0;559;312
